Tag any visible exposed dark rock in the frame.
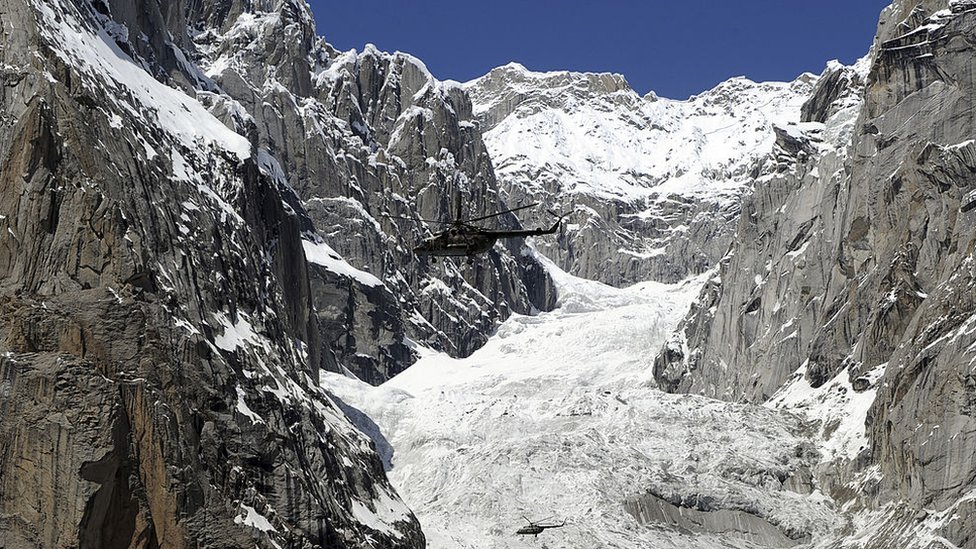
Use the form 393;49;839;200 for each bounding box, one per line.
624;492;805;547
0;0;430;546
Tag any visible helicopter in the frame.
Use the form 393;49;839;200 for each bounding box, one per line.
515;516;566;537
389;200;564;263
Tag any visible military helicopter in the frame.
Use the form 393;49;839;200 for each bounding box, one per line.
389;199;564;263
515;516;566;537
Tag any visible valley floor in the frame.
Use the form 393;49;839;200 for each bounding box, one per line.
324;251;844;548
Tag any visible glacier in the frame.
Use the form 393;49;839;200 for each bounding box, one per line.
325;252;844;548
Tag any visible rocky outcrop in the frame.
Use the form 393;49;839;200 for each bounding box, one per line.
465;63;817;286
467;63;634;132
624;492;803;548
655;1;976;546
0;0;425;546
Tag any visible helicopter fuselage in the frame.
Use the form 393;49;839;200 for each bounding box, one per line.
515;525;545;536
412;230;496;257
413;222;561;258
515;521;565;537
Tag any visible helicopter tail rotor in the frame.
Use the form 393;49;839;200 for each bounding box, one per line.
537;210;567;234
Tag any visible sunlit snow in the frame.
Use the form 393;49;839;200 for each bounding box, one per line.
33;1;251;161
302;239;384;287
212;311;264;352
466;63;815;205
234;504;276;532
349;487;414;540
767;362;886;461
325;248;841;548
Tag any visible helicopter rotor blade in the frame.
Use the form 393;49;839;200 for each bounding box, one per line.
533;515;555;526
381;213;457;226
464;203;539;224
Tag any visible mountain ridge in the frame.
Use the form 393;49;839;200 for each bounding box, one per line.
465;60;820;285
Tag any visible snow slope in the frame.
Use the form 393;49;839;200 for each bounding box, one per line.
34;1;250;161
467;63;815;204
325;249;842;548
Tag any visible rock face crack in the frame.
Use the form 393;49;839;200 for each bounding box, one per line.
77;405;153;549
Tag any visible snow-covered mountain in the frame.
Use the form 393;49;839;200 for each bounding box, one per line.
322;2;976;546
5;0;976;547
192;8;557;380
465;63;817;285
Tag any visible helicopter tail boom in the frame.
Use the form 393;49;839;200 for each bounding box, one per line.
483;211;566;239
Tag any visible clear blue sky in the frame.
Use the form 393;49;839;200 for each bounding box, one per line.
308;1;890;99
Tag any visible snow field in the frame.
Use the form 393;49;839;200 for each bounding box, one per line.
468;64;815;205
324;249;842;548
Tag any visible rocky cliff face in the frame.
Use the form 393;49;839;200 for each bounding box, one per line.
189;5;555;383
0;0;550;546
465;63;816;285
655;1;976;546
653;58;869;402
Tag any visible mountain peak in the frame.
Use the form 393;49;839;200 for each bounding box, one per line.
464;63;637;133
468;62;633;97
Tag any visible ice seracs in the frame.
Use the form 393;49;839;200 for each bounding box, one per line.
325;253;843;548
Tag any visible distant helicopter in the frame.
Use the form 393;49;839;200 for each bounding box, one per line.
515;516;566;537
389;201;564;263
